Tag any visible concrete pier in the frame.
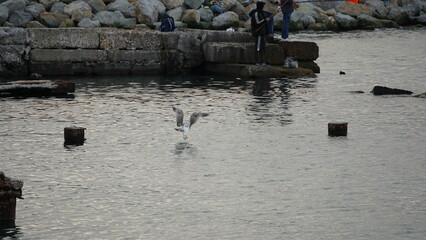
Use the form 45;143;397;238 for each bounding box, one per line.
0;27;319;78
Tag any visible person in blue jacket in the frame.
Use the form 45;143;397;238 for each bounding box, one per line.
278;0;294;40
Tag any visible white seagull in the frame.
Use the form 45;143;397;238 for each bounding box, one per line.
172;107;209;140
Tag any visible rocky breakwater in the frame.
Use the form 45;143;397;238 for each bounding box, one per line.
0;27;319;78
0;0;424;32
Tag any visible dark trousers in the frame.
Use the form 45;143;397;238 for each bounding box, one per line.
255;35;266;64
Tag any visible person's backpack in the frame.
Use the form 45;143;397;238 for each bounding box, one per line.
160;15;175;32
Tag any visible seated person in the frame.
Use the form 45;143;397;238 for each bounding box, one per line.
205;0;225;15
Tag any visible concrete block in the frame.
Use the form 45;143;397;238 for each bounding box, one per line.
0;45;30;76
0;28;30;45
203;42;254;64
29;28;100;49
106;50;161;64
278;41;319;61
99;29;162;50
200;30;252;43
31;49;107;62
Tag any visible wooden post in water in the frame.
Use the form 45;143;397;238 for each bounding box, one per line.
64;126;86;145
328;122;348;136
0;172;23;227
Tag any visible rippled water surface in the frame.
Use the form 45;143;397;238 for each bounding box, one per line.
1;28;425;240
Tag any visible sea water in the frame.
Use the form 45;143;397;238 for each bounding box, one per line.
1;27;425;240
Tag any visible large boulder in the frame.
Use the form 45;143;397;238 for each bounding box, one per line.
78;17;101;27
107;0;136;18
337;2;375;17
93;10;136;28
71;9;93;23
181;9;200;27
0;0;26;15
183;0;203;9
356;14;382;28
167;6;183;21
199;7;214;22
335;12;358;29
83;0;107;13
365;0;388;18
153;0;167;14
39;0;60;11
135;0;158;26
399;0;423;17
161;0;185;10
212;11;239;29
64;1;92;16
0;5;8;26
387;5;409;25
9;10;33;27
50;2;67;14
39;12;69;27
26;3;46;20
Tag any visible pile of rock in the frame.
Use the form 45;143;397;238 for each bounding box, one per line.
0;0;425;31
0;0;247;30
284;0;426;31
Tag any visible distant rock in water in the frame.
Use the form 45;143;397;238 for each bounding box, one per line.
339;71;346;75
414;92;426;98
371;86;413;95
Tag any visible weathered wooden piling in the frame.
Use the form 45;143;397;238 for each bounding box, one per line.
64;126;86;145
0;172;23;226
328;122;348;136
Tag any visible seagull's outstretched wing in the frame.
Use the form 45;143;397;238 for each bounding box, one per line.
172;107;184;127
189;112;209;128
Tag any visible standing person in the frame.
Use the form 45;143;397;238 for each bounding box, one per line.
250;1;271;66
279;0;294;40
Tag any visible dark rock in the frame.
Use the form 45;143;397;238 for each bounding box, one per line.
371;86;413;95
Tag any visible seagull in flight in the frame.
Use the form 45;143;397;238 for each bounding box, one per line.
172;107;209;140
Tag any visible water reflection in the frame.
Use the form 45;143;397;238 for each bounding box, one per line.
0;224;22;239
174;141;197;156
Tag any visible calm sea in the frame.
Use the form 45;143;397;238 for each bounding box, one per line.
1;27;425;240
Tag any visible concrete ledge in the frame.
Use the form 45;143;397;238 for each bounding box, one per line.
31;49;108;62
29;28;101;49
200;30;253;43
99;29;162;50
107;50;162;64
203;42;254;64
0;28;320;76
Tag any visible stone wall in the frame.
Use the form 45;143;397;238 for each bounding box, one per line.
0;27;319;77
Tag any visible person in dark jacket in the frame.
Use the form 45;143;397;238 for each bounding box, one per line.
159;13;175;32
250;1;271;66
279;0;294;40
